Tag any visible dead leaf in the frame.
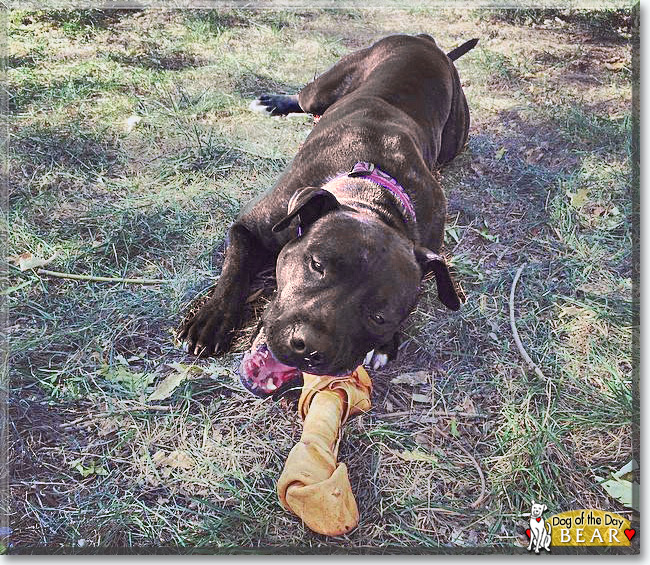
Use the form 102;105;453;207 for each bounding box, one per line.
458;396;476;414
203;362;232;380
391;371;429;386
390;449;438;464
412;393;431;403
451;527;466;546
97;417;120;437
8;251;59;271
604;61;626;72
125;114;142;133
495;146;507;160
152;449;195;469
414;433;429;447
524;147;545;164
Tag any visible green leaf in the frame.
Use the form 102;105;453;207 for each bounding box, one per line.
478;228;499;242
567;188;589;208
71;460;108;478
450;417;460;437
101;364;155;394
597;476;639;511
166;362;205;376
495;146;507;160
445;226;460;244
148;369;190;401
613;459;638;479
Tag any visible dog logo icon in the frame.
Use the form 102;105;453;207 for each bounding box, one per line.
526;500;552;553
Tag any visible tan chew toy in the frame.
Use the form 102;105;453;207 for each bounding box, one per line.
277;366;372;536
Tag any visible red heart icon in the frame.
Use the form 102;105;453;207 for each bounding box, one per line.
536;517;541;522
526;529;531;538
624;529;635;541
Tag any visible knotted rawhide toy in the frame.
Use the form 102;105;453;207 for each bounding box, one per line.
276;367;372;536
239;330;373;535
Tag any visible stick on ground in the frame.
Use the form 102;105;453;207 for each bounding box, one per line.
509;263;546;381
37;268;167;285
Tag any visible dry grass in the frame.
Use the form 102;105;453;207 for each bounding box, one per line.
5;6;638;553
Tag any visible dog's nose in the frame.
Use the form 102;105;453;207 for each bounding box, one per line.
289;327;327;369
290;335;306;354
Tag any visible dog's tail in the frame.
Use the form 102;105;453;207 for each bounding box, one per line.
447;38;479;61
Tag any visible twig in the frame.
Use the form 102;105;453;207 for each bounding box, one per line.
379;410;489;419
509;263;546;381
60;405;172;428
37;268;167;285
455;441;487;509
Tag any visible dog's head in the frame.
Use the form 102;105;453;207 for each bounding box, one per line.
261;186;460;375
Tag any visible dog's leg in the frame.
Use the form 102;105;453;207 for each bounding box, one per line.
178;224;265;357
253;47;369;119
297;49;368;117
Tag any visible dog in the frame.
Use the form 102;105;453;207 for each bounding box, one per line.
528;501;552;553
178;34;477;396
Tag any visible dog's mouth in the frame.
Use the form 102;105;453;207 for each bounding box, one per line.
239;330;303;398
239;327;359;397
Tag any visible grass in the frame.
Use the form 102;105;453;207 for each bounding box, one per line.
6;6;638;553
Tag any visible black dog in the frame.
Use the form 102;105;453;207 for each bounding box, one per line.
178;34;477;396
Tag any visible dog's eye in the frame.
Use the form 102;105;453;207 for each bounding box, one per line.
370;313;385;325
310;257;324;274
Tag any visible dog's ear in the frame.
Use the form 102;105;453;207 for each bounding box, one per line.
272;187;340;234
542;504;547;512
414;247;462;311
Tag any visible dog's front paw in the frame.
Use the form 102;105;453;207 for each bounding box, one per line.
249;94;301;116
177;302;240;357
363;350;389;371
363;333;400;370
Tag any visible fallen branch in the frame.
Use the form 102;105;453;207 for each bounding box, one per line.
37;268;167;285
509;263;546;381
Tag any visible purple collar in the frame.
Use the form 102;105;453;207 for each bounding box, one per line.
341;162;416;222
